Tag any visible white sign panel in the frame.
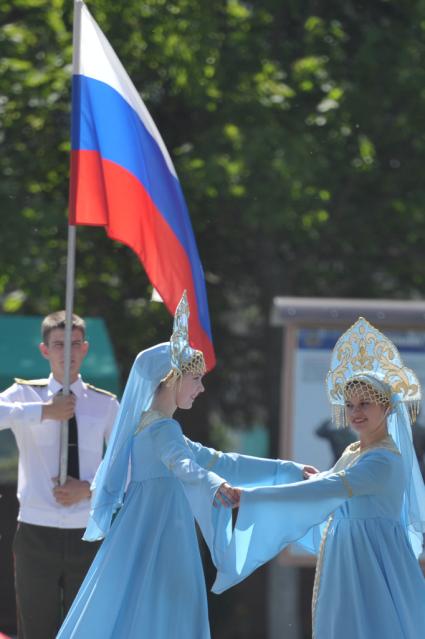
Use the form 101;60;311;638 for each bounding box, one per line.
292;327;425;471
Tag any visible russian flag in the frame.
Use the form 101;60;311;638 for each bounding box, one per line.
69;0;215;369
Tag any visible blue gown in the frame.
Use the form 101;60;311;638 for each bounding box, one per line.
56;415;303;639
213;437;425;638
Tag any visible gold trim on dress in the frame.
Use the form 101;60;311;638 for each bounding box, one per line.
135;410;169;435
312;514;334;638
341;435;401;461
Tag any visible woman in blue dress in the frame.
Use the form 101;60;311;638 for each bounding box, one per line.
57;292;312;639
213;317;425;638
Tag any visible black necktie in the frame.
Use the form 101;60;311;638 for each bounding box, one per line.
67;395;80;479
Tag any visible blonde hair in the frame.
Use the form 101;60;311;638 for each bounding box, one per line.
161;349;206;386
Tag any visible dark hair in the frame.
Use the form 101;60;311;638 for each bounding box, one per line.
41;311;86;344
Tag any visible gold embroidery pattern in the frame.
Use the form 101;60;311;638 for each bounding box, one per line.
344;436;401;458
327;318;419;403
312;514;334;638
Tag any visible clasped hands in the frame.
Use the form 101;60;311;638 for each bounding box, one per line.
213;463;320;510
302;464;320;479
214;482;241;508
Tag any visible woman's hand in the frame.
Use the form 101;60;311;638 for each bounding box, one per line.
214;482;241;508
302;464;320;480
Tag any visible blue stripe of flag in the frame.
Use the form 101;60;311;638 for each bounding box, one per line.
71;74;212;340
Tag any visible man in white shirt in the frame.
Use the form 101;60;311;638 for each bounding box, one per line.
0;311;120;639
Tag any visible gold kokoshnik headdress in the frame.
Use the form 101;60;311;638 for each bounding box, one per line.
326;317;421;427
163;290;206;384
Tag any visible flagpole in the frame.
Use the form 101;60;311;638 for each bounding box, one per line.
59;0;84;485
59;225;77;485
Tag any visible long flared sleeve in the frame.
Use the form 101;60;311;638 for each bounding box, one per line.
212;449;394;594
151;420;228;547
185;438;304;487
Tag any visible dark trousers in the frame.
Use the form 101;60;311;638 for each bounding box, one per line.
13;522;101;639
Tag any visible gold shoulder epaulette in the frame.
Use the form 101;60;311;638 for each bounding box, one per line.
86;383;117;398
14;378;48;386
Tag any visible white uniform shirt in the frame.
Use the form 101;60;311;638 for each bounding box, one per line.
0;374;119;529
